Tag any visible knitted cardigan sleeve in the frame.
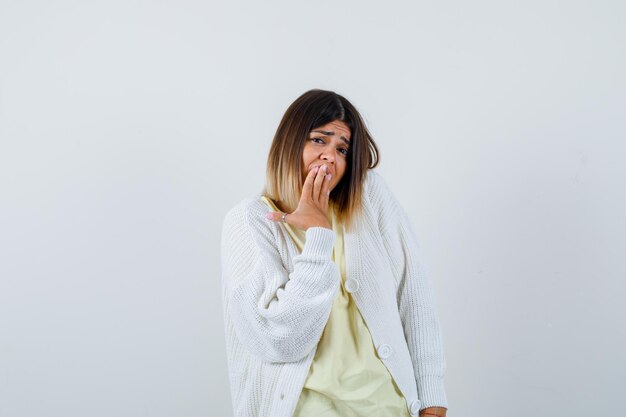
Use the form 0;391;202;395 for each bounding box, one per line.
369;171;449;409
220;200;341;363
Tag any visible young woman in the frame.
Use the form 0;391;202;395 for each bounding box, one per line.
220;89;449;417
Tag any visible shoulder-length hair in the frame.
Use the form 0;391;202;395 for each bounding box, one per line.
261;89;380;233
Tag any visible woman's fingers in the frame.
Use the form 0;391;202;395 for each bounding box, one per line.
301;165;319;202
313;165;328;203
320;169;331;208
265;211;286;223
265;164;332;229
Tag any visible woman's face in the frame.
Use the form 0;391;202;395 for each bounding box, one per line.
301;120;351;192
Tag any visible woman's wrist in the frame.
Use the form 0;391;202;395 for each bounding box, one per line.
419;406;447;417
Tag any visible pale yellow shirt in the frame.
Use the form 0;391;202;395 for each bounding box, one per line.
260;196;411;417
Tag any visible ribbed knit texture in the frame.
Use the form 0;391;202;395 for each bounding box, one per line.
220;169;448;417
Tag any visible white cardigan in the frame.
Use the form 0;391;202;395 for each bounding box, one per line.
220;169;448;417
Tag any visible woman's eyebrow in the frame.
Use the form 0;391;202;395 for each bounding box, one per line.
311;130;351;146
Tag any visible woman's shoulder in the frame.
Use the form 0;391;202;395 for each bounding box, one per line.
225;193;267;216
222;193;275;237
363;169;397;207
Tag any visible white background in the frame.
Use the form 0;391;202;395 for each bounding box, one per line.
1;1;624;416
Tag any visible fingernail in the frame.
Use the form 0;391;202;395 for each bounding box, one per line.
321;165;327;172
326;174;331;181
265;213;273;220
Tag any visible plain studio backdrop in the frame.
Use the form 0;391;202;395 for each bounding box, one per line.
1;1;624;416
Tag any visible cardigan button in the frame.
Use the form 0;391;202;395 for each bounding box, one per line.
409;399;421;415
377;343;393;359
344;278;359;293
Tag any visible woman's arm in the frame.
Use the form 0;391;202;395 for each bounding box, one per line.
221;201;340;363
370;172;449;410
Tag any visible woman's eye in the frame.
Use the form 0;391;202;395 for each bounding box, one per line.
311;138;349;156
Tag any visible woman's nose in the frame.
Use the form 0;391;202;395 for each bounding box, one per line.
321;157;335;169
321;150;335;163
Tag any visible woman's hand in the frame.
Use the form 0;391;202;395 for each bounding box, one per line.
266;164;333;230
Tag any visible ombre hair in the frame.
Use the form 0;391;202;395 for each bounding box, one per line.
261;89;380;233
